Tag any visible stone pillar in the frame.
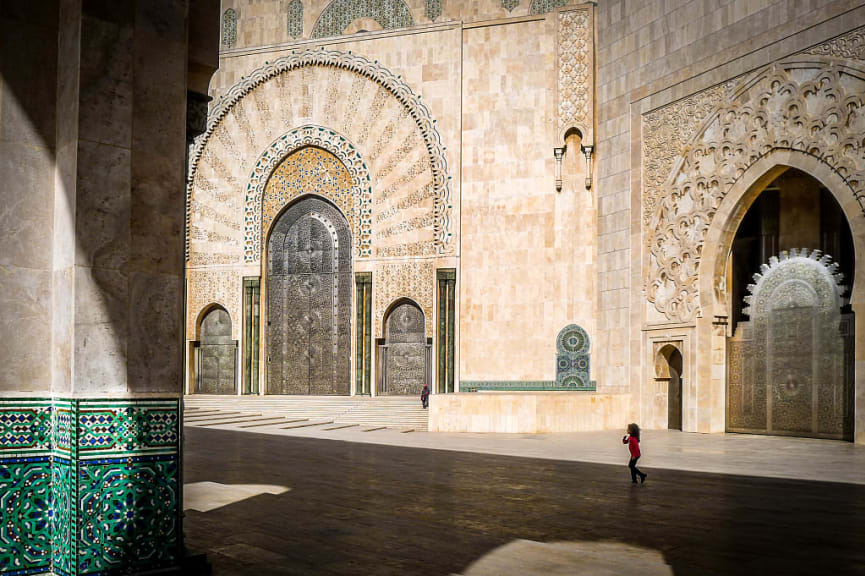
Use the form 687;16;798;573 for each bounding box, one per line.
0;1;202;574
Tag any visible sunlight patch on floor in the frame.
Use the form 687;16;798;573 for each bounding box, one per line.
183;482;291;513
455;540;673;576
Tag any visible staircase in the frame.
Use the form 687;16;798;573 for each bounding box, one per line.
183;395;429;430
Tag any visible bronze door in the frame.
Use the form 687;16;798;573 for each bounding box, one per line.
197;307;237;394
267;197;351;395
380;301;427;395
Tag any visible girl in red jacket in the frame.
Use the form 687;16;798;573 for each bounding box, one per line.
623;423;647;484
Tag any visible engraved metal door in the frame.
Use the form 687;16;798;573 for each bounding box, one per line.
267;197;351;395
197;307;237;394
379;301;428;395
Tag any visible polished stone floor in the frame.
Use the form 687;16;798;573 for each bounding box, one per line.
184;427;865;576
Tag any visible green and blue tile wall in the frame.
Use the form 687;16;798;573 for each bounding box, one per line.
0;398;180;576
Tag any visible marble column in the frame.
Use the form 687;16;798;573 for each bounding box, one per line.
0;1;200;574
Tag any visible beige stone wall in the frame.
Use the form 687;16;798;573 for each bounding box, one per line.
460;16;595;382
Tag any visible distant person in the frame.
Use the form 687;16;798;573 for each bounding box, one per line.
421;384;430;409
622;423;647;484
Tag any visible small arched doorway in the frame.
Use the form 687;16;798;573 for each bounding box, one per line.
655;345;683;430
377;299;430;395
196;306;237;394
266;195;352;395
725;168;855;440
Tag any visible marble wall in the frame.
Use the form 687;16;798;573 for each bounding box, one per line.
0;2;59;393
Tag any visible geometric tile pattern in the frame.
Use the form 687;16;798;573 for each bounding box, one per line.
288;0;303;39
426;0;442;21
0;457;51;575
0;403;52;454
556;324;593;390
0;398;180;576
311;0;414;39
530;0;568;14
77;456;178;576
77;402;179;456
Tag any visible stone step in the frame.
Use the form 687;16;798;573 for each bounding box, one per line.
182;395;429;430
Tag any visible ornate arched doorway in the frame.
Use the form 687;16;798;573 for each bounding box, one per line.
378;300;429;395
725;169;855;440
266;196;352;395
196;306;237;394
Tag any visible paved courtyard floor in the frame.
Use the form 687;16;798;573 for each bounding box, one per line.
184;426;865;575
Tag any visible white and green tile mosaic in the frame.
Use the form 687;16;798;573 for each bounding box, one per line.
0;398;180;576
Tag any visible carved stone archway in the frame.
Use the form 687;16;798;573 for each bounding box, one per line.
646;59;865;324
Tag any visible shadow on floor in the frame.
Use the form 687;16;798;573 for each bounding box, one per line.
183;427;865;576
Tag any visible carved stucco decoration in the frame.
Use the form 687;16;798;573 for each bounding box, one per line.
187;48;453;260
804;27;865;62
186;270;242;340
245;125;373;261
644;60;865;323
374;261;435;339
557;7;593;146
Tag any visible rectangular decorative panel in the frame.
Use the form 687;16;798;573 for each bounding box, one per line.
437;269;455;394
243;277;261;395
355;273;372;395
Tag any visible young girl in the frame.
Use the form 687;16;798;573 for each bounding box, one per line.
622;423;647;484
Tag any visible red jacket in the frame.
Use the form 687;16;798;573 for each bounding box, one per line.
623;435;641;458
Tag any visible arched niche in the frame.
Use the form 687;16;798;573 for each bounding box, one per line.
655;344;683;431
377;298;430;396
195;305;237;395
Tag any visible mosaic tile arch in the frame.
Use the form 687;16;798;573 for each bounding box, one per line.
187;48;454;259
644;55;865;323
245;125;373;261
555;324;594;390
311;0;415;39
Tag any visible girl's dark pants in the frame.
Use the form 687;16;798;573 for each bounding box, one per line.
628;457;644;482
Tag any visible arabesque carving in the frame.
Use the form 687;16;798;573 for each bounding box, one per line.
374;262;435;339
804;27;865;62
645;62;865;323
187;270;242;340
558;7;593;145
